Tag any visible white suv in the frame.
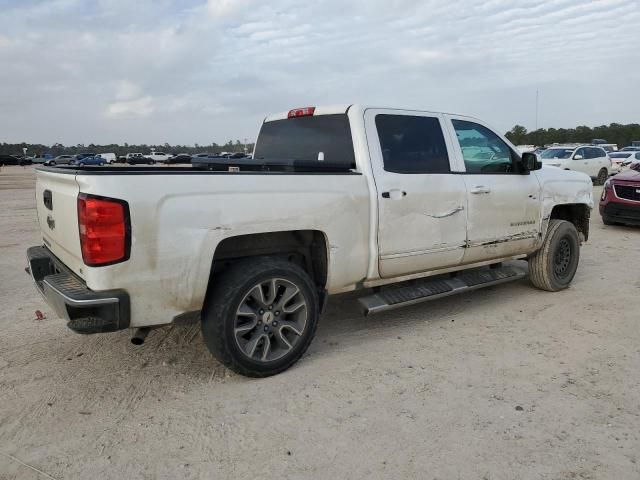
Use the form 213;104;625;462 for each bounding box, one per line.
539;145;610;184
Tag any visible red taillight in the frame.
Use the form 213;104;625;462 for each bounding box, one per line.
287;107;315;118
77;194;129;266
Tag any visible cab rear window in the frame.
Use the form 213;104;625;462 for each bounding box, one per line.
254;114;355;168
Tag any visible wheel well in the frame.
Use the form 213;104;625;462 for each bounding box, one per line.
550;204;590;241
209;230;329;291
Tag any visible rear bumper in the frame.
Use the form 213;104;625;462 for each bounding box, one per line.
26;246;130;333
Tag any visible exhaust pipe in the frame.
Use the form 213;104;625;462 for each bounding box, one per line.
131;327;151;346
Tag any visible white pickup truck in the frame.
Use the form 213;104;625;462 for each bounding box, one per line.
27;105;593;377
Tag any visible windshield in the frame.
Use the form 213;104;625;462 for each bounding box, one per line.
540;148;573;159
254;114;355;167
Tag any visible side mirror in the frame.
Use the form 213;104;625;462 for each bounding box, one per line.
573;154;583;160
521;152;541;172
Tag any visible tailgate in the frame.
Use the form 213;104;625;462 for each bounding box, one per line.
35;169;85;278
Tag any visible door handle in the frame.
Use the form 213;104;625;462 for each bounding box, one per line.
470;186;491;194
381;190;407;199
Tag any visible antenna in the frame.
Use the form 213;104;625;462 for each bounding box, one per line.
535;89;539;146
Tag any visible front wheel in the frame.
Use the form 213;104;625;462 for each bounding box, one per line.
528;219;580;292
595;168;608;185
201;257;319;377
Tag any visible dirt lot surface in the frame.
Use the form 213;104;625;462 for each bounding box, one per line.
1;166;639;480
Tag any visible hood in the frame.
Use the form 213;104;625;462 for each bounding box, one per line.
612;168;640;183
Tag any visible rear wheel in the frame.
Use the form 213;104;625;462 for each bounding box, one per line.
99;162;105;166
202;257;319;377
79;162;85;166
148;160;155;165
528;219;580;292
595;168;608;185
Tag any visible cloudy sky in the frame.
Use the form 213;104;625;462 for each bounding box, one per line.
0;0;639;145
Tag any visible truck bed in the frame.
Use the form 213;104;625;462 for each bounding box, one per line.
33;165;371;328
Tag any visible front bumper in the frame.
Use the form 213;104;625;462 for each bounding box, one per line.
600;202;640;226
26;246;130;333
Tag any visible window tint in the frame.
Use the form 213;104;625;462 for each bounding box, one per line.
594;147;606;158
451;119;516;173
636;153;640;160
254;114;355;167
574;148;586;159
374;115;449;174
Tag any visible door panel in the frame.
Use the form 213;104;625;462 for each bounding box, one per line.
365;109;467;278
444;115;542;264
572;147;593;176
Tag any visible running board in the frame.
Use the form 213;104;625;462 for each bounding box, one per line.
358;265;527;316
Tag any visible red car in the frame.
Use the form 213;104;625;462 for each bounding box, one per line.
600;163;640;226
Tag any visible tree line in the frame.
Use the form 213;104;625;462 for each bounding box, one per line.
0;140;255;157
505;123;640;147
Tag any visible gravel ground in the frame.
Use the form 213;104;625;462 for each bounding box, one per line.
1;166;639;480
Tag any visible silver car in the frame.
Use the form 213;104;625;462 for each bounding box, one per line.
46;155;74;166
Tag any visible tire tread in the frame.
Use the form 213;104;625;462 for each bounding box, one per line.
528;219;578;292
202;257;319;377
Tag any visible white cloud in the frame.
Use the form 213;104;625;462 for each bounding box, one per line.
106;96;154;118
0;0;638;144
115;81;142;101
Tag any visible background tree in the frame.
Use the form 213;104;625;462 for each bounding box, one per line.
505;125;528;145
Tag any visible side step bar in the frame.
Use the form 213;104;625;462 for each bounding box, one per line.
358;265;527;315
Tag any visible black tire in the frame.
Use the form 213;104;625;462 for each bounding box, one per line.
148;160;155;165
602;215;615;226
595;168;608;185
79;162;85;166
99;162;105;166
202;257;319;377
528;219;580;292
49;161;56;166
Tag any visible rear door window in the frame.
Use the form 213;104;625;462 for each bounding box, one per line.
375;114;450;174
254;114;355;167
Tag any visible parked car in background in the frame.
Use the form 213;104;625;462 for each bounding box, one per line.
71;155;105;166
191;153;213;160
126;153;155;165
600;163;640;226
591;139;618;152
609;152;640;173
539;145;611;184
76;153;97;161
46;155;74;166
97;153;117;164
620;146;640;152
167;153;193;164
148;152;171;163
32;154;53;164
516;145;536;153
0;154;31;166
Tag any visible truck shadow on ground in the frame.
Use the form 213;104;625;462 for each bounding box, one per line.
28;277;534;385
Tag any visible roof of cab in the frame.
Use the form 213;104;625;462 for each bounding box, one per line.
263;104;480;123
264;105;352;122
